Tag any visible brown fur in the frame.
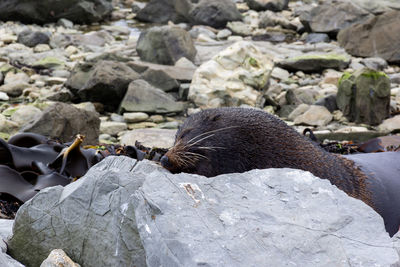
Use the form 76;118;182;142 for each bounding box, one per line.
161;107;372;207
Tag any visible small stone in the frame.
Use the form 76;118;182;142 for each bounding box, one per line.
294;105;333;126
110;113;124;122
305;33;330;44
0;83;30;97
174;57;197;69
33;44;51;53
45;77;67;86
148;115;164;123
0;34;17;44
40;249;80;267
288;104;310;121
336;126;369;133
100;121;128;136
271;67;290;81
377;115;400;133
127;122;157;129
65;46;78;56
0;114;19;134
158;121;179;129
17;30;50;48
120;128;176;147
4;72;30;84
227;35;243;41
217;29;232;39
57;18;74;28
0;92;9;101
123;112;149;123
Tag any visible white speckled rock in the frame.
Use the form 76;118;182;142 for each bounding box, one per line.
294;105;333;126
189;41;274;108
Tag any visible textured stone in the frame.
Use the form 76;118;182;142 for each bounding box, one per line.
189;41;274;108
277;53;351;72
66;60;140;111
10;105;42;126
8;156;148;267
8;158;399;266
100;121;127;136
338;10;400;63
137;26;196;65
140;69;180;92
119;79;185;114
377;115;400;133
245;0;289;11
21;102;100;145
294;105;333;126
17;30;50;48
120;128;176;148
0;0;113;24
40;249;80;267
337;69;391;125
136;0;192;24
189;0;242;28
300;1;373;34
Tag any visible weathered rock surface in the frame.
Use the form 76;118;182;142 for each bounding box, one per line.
377;115;400;133
0;0;112;24
0;220;23;267
277;53;351;72
136;26;197;65
245;0;289;11
351;0;400;15
140;69;180;92
8;157;400;267
338;10;400;63
17;30;50;48
40;249;80;267
293;105;333;126
8;156;148;267
300;1;373;34
337;69;391;125
119;79;185;114
66;60;140;111
189;0;242;28
136;0;192;24
21;102;100;144
189;41;274;108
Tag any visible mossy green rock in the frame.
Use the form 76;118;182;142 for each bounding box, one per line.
337;68;390;125
32;57;64;69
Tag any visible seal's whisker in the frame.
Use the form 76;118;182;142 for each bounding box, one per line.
187;134;215;147
187;126;239;145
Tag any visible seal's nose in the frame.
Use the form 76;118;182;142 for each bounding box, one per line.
160;155;170;168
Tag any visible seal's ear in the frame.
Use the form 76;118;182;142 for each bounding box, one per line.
209;114;221;122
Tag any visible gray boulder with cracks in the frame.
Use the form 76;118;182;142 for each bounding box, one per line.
7;157;400;266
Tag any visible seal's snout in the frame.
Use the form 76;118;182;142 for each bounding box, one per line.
160;155;171;168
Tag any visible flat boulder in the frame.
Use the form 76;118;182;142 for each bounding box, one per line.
0;0;112;24
338;10;400;63
277;53;351;72
21;102;100;145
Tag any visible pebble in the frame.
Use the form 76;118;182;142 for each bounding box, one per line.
100;121;128;136
123;112;149;123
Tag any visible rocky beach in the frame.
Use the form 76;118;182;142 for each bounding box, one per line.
0;0;400;266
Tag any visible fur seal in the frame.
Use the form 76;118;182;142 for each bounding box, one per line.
161;107;400;236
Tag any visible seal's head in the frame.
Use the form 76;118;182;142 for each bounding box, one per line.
160;107;307;177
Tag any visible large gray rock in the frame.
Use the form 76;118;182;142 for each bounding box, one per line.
338;10;400;63
7;157;400;266
189;0;242;29
136;0;192;24
245;0;289;11
337;69;391;125
0;0;112;24
21;102;100;144
8;156;148;267
119;79;185;114
66;60;140;111
136;26;197;66
140;68;180;92
300;0;373;34
351;0;400;14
